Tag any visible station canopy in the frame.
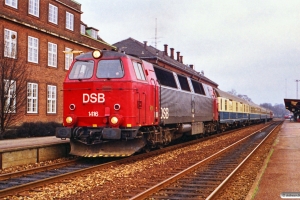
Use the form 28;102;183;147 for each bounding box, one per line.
284;99;300;113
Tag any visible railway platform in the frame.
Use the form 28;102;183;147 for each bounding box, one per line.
0;136;68;151
247;120;300;200
0;136;70;169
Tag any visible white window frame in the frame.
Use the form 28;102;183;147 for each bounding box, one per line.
29;0;39;17
66;12;74;31
133;62;146;80
5;0;18;8
91;29;97;39
80;24;86;35
4;29;17;58
4;80;16;113
65;47;73;70
47;85;56;114
27;83;38;114
49;4;58;24
48;42;57;67
28;36;39;63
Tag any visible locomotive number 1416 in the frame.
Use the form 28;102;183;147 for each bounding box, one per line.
88;111;99;117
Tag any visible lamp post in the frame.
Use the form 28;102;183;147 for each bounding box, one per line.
296;80;300;99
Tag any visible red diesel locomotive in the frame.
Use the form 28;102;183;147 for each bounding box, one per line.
56;49;272;157
56;49;219;157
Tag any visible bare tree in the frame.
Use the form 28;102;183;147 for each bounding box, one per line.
0;57;29;139
228;89;253;102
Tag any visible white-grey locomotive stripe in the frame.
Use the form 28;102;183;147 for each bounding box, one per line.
161;107;169;119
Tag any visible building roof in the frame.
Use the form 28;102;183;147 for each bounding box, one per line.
284;99;300;113
113;37;218;87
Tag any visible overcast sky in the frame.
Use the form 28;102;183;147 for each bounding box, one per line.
76;0;300;105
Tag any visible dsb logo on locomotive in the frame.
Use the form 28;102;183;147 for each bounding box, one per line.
83;93;105;103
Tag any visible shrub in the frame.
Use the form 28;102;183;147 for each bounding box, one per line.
16;121;62;138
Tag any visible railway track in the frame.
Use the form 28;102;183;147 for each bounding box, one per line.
128;121;280;200
0;122;277;199
0;157;121;198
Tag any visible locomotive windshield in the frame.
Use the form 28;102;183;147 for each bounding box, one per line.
96;60;124;78
69;60;94;79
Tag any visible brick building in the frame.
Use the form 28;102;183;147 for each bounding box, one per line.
0;0;115;125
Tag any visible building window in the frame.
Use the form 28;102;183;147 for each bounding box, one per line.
91;29;97;39
47;85;56;114
48;42;57;67
4;29;17;58
27;83;38;113
4;80;16;113
65;47;73;70
5;0;18;8
66;12;74;31
49;4;58;24
80;24;86;34
29;0;39;17
28;36;39;63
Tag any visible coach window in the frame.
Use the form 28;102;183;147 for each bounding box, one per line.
225;100;227;111
177;75;190;91
97;60;124;78
69;60;94;79
133;61;146;80
191;80;205;95
154;67;177;88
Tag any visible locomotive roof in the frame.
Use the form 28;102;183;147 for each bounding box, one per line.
113;38;218;87
75;50;127;60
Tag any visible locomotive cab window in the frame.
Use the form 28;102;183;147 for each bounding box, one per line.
177;75;190;91
96;60;124;78
132;61;146;80
69;60;94;79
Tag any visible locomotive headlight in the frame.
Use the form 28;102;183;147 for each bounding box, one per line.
66;116;73;124
110;116;118;124
92;50;102;59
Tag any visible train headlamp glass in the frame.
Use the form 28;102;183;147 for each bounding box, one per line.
92;50;102;59
110;116;118;124
66;116;73;124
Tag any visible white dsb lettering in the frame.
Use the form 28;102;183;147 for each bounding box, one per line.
83;93;105;103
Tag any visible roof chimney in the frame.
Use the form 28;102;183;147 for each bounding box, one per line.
164;44;168;56
180;56;183;63
176;51;180;61
170;48;174;59
189;64;194;69
144;41;147;48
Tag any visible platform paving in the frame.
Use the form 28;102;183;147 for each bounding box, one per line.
248;120;300;200
0;136;69;151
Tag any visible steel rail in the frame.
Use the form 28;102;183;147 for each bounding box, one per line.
129;123;275;200
0;158;80;181
0;123;272;198
205;122;281;199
